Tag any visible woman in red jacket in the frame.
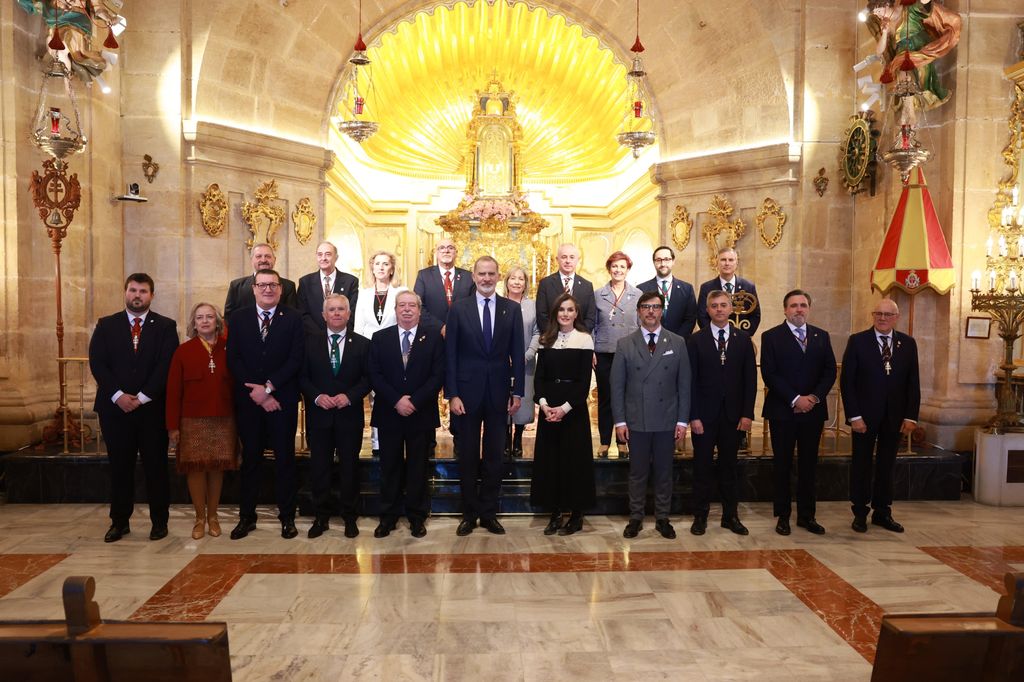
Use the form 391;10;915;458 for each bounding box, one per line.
166;303;238;539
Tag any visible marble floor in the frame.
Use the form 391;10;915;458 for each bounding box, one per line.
1;500;1023;680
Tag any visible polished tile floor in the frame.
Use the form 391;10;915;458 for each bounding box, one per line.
1;500;1023;680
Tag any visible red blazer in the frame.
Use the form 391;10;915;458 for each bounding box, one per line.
165;335;234;429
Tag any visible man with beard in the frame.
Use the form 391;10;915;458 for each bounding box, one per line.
638;245;698;339
224;243;298;320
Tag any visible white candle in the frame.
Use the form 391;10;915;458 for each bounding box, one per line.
1017;236;1023;257
1000;235;1008;257
990;269;998;291
972;270;981;290
1013;186;1020;206
987;237;994;257
1011;269;1018;290
1003;206;1014;227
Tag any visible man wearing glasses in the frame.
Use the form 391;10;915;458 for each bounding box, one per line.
840;298;920;534
638;245;699;339
413;238;475;337
226;269;305;540
224;243;298;320
612;291;691;540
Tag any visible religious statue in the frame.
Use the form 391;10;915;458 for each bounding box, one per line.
867;0;961;130
18;0;124;82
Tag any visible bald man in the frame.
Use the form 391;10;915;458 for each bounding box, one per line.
535;243;596;333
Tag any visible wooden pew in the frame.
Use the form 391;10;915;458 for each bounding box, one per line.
872;572;1024;681
0;576;231;681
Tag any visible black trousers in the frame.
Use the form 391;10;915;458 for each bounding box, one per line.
850;428;901;518
100;405;169;526
378;427;432;523
770;417;824;519
457;402;507;521
594;352;615;447
237;401;298;522
691;417;741;518
307;421;363;522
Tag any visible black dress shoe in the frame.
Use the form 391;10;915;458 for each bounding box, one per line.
775;517;791;536
543;513;563;536
851;516;868;533
655;518;676;539
308;518;329;539
343;520;359;538
623;519;642;538
871;515;904;533
374;521;395;538
558;516;583;536
149;524;168;541
104;524;130;543
456;519;477;536
410;520;427;538
481;518;506;535
281;521;298;539
721;517;749;536
797;517;826;535
511;446;523;458
230;517;257;540
690;516;707;536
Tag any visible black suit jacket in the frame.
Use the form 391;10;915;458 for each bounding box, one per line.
840;328;920;432
638;277;698;338
413;266;475;329
760;322;837;423
89;311;179;417
369;325;445;432
687;324;757;425
224;275;298;321
299;330;371;430
697;276;760;334
535;272;596;333
296;269;359;334
444;295;526;413
225;305;305;407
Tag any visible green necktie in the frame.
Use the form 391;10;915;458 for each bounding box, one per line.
660;280;669;307
330;333;341;376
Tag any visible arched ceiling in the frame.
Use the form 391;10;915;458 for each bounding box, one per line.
340;1;638;182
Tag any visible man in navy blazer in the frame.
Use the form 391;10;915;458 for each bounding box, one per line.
226;269;305;540
687;290;757;536
445;256;525;536
89;273;179;543
535;243;597;333
638;245;698;339
224;243;298;320
697;247;760;335
760;289;836;536
300;293;371;540
840;299;920;534
369;291;445;539
413;238;475;335
296;240;359;334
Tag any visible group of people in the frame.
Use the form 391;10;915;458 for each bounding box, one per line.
88;237;920;543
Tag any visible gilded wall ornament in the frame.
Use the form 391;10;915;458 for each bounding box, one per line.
670;205;692;251
839;111;879;195
29;158;82;243
142;154;160;184
292;197;317;246
813;167;829;197
755;198;786;249
198;183;229;238
242;179;285;251
702;194;746;269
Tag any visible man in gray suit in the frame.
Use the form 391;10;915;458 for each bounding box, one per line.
611;290;691;539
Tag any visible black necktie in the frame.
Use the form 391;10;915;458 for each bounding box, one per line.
482;298;492;351
718;328;727;365
260;311;271;342
648;332;656;355
881;335;892;365
725;282;734;294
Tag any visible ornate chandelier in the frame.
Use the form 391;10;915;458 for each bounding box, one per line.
30;57;87;160
335;0;379;143
616;0;656;159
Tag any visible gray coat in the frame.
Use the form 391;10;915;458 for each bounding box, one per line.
610;328;691;432
592;282;641;353
512;298;540;425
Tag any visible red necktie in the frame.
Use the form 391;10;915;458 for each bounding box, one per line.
131;317;142;353
444;270;453;306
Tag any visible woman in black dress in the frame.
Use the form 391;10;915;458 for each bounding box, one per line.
530;292;596;535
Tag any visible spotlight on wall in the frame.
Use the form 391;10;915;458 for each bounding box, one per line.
857;9;868;22
94;75;111;95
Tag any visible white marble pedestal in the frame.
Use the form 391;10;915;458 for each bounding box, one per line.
974;430;1024;506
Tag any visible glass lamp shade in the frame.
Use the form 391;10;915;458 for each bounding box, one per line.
30;58;86;160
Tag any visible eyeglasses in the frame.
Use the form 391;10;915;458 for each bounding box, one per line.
872;311;897;318
639;303;663;311
436;245;456;252
653;257;674;264
254;282;281;291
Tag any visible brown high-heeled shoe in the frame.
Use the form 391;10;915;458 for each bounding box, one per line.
207;510;221;537
192;507;206;540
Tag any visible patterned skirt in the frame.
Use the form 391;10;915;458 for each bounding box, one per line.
176;416;239;474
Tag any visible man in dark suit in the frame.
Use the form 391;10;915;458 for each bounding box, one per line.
638;245;698;339
840;298;920;534
89;273;179;542
413;237;475;335
612;291;691;540
697;247;760;335
688;290;757;536
224;243;298;320
300;293;371;539
535;243;597;333
226;268;305;539
760;289;837;536
445;256;525;536
296;240;359;334
369;290;445;538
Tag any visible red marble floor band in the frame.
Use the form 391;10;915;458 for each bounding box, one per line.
920;546;1024;594
0;554;69;598
131;550;884;662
